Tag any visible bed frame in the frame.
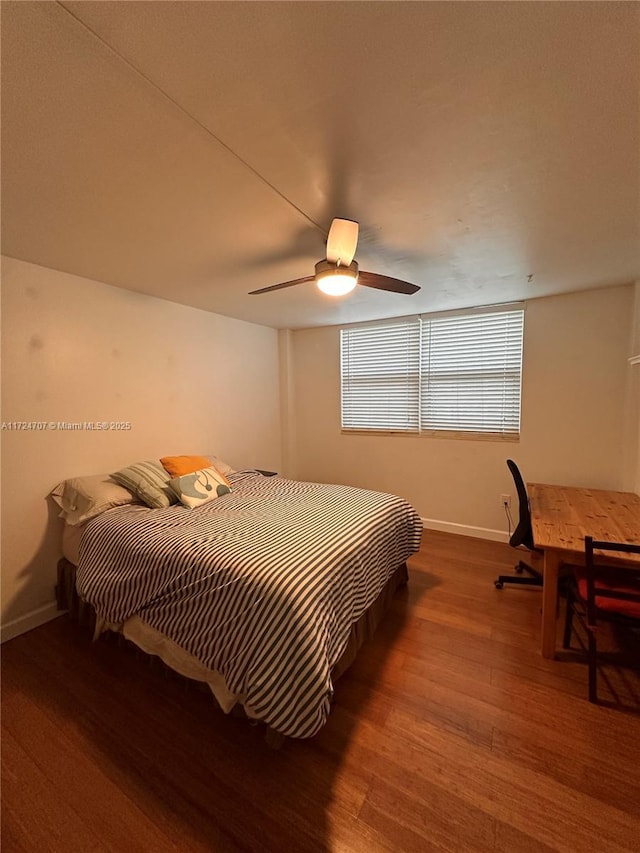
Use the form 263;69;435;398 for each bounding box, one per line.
56;557;408;747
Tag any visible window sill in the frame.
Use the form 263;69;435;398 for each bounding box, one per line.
341;429;520;442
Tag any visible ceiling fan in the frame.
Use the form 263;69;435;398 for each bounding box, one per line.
249;218;421;297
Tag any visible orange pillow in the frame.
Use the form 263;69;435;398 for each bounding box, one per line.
160;455;214;478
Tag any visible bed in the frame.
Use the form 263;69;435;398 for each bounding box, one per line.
55;469;423;743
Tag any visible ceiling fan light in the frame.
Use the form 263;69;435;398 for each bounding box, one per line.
315;260;359;296
317;274;357;296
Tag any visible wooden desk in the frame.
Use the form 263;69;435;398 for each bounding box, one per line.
528;483;640;659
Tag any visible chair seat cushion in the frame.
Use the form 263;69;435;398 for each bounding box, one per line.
575;567;640;618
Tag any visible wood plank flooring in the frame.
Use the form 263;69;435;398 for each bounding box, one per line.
2;531;639;852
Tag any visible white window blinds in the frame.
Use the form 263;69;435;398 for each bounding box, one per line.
421;307;524;435
340;318;420;431
340;304;524;437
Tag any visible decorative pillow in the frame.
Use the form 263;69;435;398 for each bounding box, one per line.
169;466;232;509
112;461;177;509
50;474;138;526
160;455;213;478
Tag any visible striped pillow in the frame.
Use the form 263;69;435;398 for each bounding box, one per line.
112;461;177;509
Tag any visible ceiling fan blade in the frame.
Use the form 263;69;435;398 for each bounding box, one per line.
326;218;359;265
248;275;315;295
358;271;421;295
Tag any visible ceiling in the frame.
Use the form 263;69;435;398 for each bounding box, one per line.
1;1;638;330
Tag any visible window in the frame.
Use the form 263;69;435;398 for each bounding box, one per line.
340;318;421;431
340;304;524;438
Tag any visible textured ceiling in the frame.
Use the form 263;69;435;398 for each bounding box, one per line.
1;1;638;329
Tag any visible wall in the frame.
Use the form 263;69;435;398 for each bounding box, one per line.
1;256;282;640
625;281;640;493
285;284;636;539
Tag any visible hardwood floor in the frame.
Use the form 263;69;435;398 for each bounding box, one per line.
2;531;640;852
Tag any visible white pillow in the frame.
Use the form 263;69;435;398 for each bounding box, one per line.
206;455;235;477
51;474;138;526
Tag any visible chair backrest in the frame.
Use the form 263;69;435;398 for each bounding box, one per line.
506;459;534;550
584;536;640;624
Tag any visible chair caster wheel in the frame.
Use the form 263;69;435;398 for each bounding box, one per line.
494;581;503;589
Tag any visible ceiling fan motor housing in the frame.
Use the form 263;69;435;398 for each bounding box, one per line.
314;259;359;278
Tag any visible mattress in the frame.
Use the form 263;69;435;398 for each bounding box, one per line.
62;520;85;565
76;470;422;738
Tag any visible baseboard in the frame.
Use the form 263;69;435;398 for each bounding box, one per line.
421;517;509;543
1;602;63;644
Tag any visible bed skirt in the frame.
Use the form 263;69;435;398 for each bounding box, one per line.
55;557;408;745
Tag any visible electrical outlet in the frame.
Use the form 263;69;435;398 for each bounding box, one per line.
500;493;511;509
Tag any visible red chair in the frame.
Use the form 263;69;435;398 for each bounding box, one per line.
563;536;640;702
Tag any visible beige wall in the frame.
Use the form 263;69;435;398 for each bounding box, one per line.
1;256;282;639
285;285;636;538
626;281;640;493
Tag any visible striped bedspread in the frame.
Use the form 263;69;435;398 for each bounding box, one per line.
76;471;423;738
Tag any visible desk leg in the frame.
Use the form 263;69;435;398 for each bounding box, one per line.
541;550;561;659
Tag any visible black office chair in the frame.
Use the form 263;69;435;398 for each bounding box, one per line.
494;459;544;589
